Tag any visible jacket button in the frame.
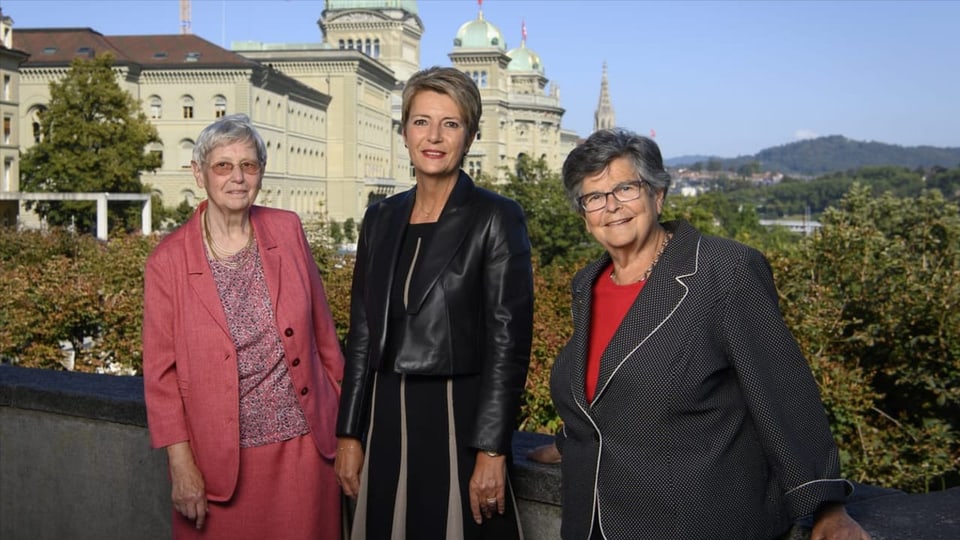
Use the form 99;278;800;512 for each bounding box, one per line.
300;387;309;395
284;328;294;337
291;358;300;367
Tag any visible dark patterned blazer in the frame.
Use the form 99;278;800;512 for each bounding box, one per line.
550;220;851;540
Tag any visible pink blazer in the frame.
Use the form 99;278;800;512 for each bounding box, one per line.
143;202;344;502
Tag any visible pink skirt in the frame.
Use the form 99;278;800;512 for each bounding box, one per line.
172;434;340;539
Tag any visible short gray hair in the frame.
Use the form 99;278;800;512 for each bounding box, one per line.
561;128;671;213
192;113;267;168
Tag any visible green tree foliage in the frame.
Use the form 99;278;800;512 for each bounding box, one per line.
20;54;162;233
0;229;157;373
771;184;960;491
724;165;951;219
481;156;601;267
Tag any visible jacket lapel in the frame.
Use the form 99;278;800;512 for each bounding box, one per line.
404;173;477;313
591;221;701;404
251;206;282;314
569;256;611;411
184;202;230;336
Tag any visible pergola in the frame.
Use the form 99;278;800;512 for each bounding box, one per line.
0;192;152;240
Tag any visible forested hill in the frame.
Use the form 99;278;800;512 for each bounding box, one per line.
669;135;960;176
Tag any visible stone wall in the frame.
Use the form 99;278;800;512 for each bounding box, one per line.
1;365;957;539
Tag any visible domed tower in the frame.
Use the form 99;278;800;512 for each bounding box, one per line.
449;0;511;89
448;1;512;181
504;20;564;175
320;0;423;82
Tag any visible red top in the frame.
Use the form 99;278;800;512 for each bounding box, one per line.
586;263;645;402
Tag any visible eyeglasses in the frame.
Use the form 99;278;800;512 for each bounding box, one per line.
577;180;649;213
207;160;262;176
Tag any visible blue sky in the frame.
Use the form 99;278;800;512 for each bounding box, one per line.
3;0;958;158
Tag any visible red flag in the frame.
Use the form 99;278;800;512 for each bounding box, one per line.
522;20;527;41
650;128;657;138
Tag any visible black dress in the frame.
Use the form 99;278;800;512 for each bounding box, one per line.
350;222;523;540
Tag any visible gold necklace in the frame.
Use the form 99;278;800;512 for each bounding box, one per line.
610;232;672;284
203;210;254;265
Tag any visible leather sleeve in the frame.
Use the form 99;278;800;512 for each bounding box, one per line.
469;199;535;453
336;207;376;439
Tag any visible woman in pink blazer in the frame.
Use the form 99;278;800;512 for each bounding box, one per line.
143;114;344;539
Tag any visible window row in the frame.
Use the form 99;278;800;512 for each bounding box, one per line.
149;95;227;120
338;38;381;58
466;70;488;88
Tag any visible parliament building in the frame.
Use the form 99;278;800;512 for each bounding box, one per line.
0;1;602;226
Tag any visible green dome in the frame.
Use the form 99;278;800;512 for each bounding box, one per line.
454;16;506;50
507;44;543;73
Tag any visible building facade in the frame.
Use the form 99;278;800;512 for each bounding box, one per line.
2;0;584;226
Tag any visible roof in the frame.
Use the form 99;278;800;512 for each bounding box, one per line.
507;42;543;73
15;28;258;69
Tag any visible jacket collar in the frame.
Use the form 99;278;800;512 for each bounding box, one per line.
403;172;477;313
182;201;281;336
570;220;701;408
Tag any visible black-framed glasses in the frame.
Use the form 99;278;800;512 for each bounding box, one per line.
577;180;648;212
207;160;262;176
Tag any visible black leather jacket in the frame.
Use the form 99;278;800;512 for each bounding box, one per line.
336;172;534;454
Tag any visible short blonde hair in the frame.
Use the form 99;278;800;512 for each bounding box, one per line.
402;66;482;139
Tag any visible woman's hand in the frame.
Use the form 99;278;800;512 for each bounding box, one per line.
166;442;207;530
811;503;872;540
469;451;507;524
335;437;365;499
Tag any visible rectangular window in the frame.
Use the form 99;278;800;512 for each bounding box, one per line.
3;116;10;144
183;106;194;119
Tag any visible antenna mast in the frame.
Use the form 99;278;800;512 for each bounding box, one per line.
180;0;192;35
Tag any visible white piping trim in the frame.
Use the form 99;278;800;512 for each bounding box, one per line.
784;477;855;496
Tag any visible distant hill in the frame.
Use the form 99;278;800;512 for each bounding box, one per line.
665;155;712;167
668;136;960;176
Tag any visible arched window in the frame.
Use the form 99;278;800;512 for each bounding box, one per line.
147;142;164;168
480;71;488;88
364;38;371;55
373;39;380;57
181;95;194;119
179;139;195;168
213;95;227;118
29;106;46;143
149;96;162;119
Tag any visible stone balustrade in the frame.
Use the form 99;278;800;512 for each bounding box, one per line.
1;365;957;540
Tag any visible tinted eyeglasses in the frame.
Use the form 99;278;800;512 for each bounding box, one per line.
577;180;649;213
207;160;262;176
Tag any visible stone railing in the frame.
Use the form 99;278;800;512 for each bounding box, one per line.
1;365;957;540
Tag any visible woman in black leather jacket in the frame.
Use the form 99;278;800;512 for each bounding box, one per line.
334;66;534;540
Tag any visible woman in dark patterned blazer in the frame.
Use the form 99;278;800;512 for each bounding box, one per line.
548;128;870;540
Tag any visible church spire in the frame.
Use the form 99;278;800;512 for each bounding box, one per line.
594;62;615;132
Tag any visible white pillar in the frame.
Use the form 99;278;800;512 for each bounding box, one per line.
141;196;152;236
96;194;108;241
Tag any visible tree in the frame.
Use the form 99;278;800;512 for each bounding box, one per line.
20;53;161;233
482;157;600;267
771;184;960;491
